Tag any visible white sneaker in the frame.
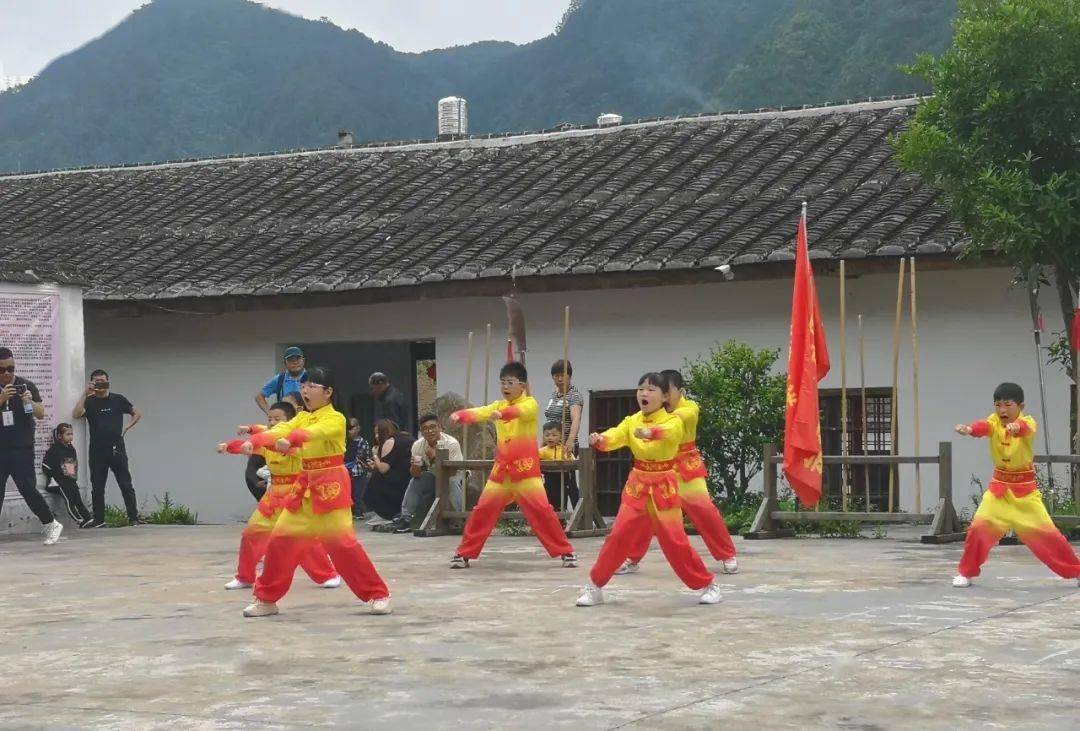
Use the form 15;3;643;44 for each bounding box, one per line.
952;575;972;588
614;560;639;575
369;596;392;615
42;521;63;545
319;576;342;589
366;516;390;527
721;558;739;574
242;600;279;618
576;583;605;607
450;554;469;569
224;578;253;590
561;552;578;568
699;582;723;604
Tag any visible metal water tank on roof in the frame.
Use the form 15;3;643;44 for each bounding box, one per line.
438;96;469;137
597;113;623;127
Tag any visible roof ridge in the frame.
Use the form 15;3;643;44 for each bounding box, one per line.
0;95;926;181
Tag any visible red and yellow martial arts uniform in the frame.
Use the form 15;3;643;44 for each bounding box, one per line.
223;440;338;586
249;405;390;603
625;398;736;565
588;409;715;589
958;413;1080;579
453;395;575;559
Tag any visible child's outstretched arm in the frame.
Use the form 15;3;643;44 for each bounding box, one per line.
589;417;631;452
451;401;504;425
955;420;990;438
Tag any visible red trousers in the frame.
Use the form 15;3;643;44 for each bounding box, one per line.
254;501;390;603
628;478;736;563
235;528;338;585
959;488;1080;579
590;497;714;590
456;477;574;559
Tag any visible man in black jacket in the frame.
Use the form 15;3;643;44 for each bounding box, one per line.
0;347;63;544
369;372;410;433
73;369;142;526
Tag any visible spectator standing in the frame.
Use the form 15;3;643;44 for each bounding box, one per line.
0;347;63;544
391;413;464;533
363;419;415;523
546;360;584;455
345;416;373;519
42;423;93;527
255;347;307;414
73;369;142;526
247;347;306;499
369;372;410;435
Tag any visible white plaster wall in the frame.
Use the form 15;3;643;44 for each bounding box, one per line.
1;284;86;533
84;266;1070;524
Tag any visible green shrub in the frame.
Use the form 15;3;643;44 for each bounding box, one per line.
104;504;131;527
144;493;198;525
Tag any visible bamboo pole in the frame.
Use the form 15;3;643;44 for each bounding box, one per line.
910;258;922;514
463;331;474;463
483;323;492;460
840;259;849;512
561;306;571;511
888;258;906;513
859;314;869;511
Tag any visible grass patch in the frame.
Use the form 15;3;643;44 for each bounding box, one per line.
145;493;198;525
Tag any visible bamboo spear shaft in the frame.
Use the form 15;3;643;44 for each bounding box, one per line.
483;323;492;460
840;259;849;512
560;306;571;512
888;259;906;513
910;258;922;514
463;331;474;462
859;314;869;510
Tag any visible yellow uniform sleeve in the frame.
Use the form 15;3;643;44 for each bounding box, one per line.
597;416;632;452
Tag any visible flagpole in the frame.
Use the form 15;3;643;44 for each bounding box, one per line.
888;258;906;513
840;259;849;513
910;258;922;514
561;305;571;512
483;323;492;460
859;313;869;510
1027;268;1055;508
463;331;474;463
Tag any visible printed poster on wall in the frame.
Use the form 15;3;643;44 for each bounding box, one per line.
0;291;60;468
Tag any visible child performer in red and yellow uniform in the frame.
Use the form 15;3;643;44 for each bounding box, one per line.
235;367;392;617
218;400;341;591
953;382;1080;588
577;372;721;607
448;361;578;568
616;369;738;576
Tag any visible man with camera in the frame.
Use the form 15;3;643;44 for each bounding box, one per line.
0;347;64;544
73;369;142;527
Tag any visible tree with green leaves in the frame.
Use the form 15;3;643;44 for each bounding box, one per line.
893;0;1080;445
684;341;786;506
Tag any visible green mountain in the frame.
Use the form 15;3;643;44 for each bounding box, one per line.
0;0;957;173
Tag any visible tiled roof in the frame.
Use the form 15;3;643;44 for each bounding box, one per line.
0;98;965;302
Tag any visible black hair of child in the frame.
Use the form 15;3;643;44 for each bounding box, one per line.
993;382;1024;404
500;361;528;382
661;369;685;390
638;371;671;392
542;420;563;433
269;401;297;419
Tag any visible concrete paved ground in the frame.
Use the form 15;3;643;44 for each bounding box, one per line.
1;524;1078;730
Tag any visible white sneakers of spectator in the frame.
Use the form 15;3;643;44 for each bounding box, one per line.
42;521;63;545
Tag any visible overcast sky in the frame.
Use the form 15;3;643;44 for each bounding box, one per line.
0;0;570;78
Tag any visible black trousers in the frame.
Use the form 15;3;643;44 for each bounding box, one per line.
90;443;138;522
542;470;580;511
245;454;267;502
0;448;55;525
52;476;93;523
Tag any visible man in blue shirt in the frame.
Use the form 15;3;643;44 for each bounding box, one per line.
255;346;306;415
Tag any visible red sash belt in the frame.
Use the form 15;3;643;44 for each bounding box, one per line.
623;461;680;510
988;467;1037;498
674;442;708;481
489;440;543;483
302;455;344;471
258;471;302;517
279;461;352;514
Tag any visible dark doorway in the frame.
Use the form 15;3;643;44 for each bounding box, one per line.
588;389;638;515
819;387;897;511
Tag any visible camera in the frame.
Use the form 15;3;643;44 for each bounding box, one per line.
13;384;26;395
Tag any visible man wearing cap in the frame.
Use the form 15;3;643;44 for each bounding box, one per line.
256;347;307;415
369;372;410;434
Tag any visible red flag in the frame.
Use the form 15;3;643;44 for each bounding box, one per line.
1072;308;1080;351
783;205;831;507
